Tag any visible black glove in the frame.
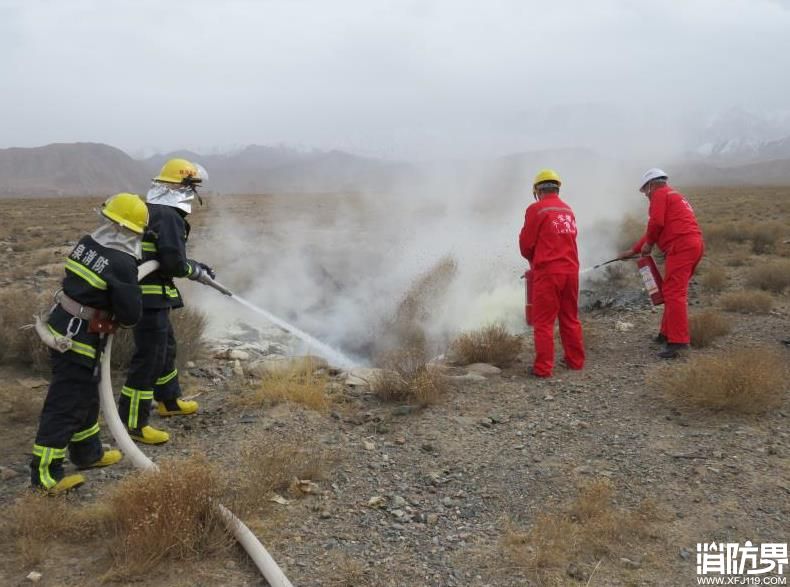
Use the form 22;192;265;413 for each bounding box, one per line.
188;260;216;282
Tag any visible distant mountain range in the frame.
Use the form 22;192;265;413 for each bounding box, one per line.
1;138;790;197
0;142;412;197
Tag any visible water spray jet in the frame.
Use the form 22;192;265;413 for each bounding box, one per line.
198;272;358;370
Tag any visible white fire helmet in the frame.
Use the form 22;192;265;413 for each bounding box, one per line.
639;168;668;192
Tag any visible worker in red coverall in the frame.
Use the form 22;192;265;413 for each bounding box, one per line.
519;169;585;378
619;168;704;359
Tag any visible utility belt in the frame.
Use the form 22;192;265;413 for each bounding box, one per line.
56;291;118;334
33;291;118;355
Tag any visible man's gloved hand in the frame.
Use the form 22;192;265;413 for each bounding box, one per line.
188;260;216;283
640;242;654;257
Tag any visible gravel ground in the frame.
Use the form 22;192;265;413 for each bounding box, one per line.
1;281;787;586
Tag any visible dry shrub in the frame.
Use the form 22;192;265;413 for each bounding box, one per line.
750;222;784;254
502;480;658;580
242;360;330;412
726;251;750;267
111;307;207;371
171;307;208;369
689;310;732;348
235;433;329;510
450;323;522;367
651;348;787;413
107;458;231;575
372;347;447;407
9;493;111;565
746;259;790;293
326;552;373;587
700;266;728;293
2;388;43;424
0;289;48;368
702;223;731;250
719;290;773;314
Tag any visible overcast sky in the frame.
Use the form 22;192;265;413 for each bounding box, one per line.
1;0;789;159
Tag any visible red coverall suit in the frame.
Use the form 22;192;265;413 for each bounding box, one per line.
519;194;585;377
631;184;704;345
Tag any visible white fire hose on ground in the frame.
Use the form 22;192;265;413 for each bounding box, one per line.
98;261;294;587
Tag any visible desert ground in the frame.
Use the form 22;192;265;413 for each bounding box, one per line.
0;188;788;587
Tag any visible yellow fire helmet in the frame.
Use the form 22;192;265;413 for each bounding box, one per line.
101;193;149;234
154;158;202;185
533;168;562;188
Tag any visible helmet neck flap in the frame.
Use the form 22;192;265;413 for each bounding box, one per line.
91;217;143;259
146;181;196;214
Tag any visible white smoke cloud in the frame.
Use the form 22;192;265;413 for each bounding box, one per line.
190;153;646;364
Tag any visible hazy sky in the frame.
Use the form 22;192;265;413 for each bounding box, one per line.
2;0;790;158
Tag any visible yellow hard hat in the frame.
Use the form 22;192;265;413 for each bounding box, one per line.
154;158;201;185
101;193;149;234
533;169;562;188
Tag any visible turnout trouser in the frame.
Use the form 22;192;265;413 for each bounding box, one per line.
532;271;585;377
659;239;704;345
30;352;104;488
119;308;181;431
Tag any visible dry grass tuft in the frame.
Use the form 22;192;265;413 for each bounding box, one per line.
241;359;330;412
501;479;659;581
746;259;790;293
235;433;330;512
699;265;728;293
719;290;774;314
107;457;231;575
326;552;373;586
372;347;447;407
2;388;43;424
750;222;784;254
651;348;787;413
689;310;732;348
726;251;750;267
450;323;522;367
703;221;754;249
0;288;48;368
9;493;111;565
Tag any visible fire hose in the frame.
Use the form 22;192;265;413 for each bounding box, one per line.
98;261;294;587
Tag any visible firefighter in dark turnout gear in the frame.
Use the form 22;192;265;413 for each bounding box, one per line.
119;158;214;445
31;193;148;494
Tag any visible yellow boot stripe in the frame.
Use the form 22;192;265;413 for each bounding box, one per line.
38;447;57;489
155;369;178;386
33;444;66;458
122;386;153;429
129;389;139;429
71;422;100;443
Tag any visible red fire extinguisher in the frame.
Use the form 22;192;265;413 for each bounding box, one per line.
636;256;664;305
523;269;534;325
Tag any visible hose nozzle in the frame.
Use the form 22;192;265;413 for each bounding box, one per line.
195;272;233;296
